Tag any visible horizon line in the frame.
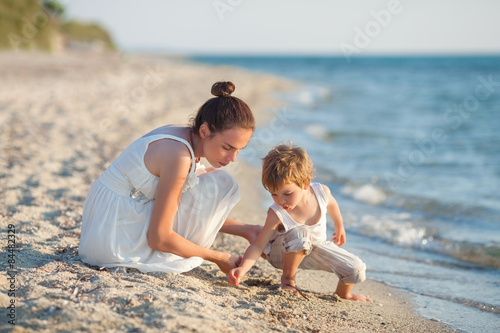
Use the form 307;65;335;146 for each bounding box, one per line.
123;48;500;58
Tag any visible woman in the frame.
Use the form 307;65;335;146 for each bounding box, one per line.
79;81;259;274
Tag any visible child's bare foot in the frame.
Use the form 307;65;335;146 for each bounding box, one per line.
281;279;309;300
281;283;297;293
335;281;373;302
281;278;297;292
335;293;373;302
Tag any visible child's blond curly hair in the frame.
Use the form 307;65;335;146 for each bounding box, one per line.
262;143;315;192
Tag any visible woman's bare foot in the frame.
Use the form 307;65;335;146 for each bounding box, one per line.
241;224;266;258
220;220;262;244
244;224;263;244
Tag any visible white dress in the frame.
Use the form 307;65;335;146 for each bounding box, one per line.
79;134;240;273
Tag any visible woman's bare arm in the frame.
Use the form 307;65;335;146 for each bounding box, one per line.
146;140;236;272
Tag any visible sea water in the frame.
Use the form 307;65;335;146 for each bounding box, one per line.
191;55;500;333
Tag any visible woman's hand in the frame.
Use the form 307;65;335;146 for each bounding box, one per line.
214;252;239;274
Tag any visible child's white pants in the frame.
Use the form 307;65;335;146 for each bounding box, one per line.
264;225;366;285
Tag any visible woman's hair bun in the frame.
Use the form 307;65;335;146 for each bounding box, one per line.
211;81;235;97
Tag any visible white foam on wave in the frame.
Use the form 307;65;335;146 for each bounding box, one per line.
297;90;314;105
294;85;332;107
304;124;328;139
341;184;387;205
356;214;427;247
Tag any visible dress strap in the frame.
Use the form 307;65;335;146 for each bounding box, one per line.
142;134;196;173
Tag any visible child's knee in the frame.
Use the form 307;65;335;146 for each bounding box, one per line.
265;226;313;269
282;226;312;254
339;258;366;285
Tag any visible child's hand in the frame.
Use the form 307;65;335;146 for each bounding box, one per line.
332;229;346;246
228;268;241;286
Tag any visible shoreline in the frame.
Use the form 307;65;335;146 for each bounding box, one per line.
0;51;454;332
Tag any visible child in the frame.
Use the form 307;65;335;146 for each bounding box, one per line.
228;144;372;302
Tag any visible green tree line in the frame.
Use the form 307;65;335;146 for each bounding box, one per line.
0;0;115;51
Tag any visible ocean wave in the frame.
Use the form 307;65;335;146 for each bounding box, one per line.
346;213;500;269
341;184;387;205
288;85;332;108
439;240;500;269
338;180;500;225
304;124;329;140
349;213;430;248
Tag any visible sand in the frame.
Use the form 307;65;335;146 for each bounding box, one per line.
0;51;456;332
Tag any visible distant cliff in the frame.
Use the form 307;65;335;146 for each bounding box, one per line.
0;0;116;52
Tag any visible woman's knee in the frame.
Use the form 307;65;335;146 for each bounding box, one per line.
200;169;238;193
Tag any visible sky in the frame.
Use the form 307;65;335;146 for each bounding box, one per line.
63;0;500;55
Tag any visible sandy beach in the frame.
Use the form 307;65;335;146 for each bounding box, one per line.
0;51;456;332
